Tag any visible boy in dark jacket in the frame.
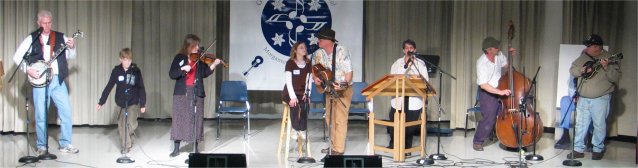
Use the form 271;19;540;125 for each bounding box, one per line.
96;48;146;154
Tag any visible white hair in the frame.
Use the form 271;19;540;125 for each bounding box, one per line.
37;10;53;22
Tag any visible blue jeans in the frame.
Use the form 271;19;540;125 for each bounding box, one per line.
33;75;73;149
574;94;610;153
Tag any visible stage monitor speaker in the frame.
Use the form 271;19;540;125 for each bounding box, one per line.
323;155;382;167
188;153;247;168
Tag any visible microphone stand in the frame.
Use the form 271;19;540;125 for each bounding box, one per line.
19;29;57;161
402;56;432;165
18;97;39;163
322;80;346;161
38;68;57;161
117;69;135;163
297;73;316;163
407;54;454;165
562;76;586;167
13;30;43;164
524;67;543;161
416;54;456;163
186;69;200;164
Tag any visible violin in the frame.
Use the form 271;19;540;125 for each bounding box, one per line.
189;53;228;68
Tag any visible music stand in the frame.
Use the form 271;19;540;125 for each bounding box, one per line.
415;55;439;76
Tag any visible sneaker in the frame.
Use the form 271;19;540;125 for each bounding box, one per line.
566;151;584;159
291;130;298;140
298;131;306;140
59;145;79;154
592;152;604;160
36;147;47;156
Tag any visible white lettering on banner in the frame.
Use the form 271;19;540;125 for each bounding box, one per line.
264;47;286;65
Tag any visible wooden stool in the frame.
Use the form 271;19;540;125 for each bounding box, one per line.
277;101;312;160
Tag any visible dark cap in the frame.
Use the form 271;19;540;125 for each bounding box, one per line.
317;27;337;42
482;37;501;50
583;34;603;46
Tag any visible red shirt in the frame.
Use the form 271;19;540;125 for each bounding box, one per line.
185;60;198;86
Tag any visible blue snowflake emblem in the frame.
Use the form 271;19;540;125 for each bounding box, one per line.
261;0;332;56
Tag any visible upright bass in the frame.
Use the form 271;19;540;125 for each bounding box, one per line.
495;21;543;148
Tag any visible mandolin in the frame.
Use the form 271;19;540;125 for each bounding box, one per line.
582;53;623;80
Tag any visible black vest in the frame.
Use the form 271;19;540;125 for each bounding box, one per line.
29;31;69;84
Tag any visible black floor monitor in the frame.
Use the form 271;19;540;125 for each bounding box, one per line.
323;155;382;168
188;153;247;168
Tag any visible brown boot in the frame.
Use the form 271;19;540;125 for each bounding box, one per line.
592;152;604;160
566;151;584;159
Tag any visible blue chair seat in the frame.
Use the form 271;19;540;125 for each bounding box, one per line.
348;107;370;114
467;107;480;113
309;108;325;113
218;107;249;113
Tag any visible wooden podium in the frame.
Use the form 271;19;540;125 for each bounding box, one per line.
361;74;436;162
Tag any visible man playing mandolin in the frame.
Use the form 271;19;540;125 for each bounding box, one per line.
311;27;353;162
567;34;621;160
12;10;79;155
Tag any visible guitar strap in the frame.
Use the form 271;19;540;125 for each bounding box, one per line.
48;32;56;60
38;32;55;60
331;43;337;82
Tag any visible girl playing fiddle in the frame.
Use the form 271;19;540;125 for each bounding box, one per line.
168;34;221;157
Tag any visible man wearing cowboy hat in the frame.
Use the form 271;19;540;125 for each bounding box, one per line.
311;27;353;161
567;34;621;160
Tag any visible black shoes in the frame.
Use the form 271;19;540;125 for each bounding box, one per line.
169;150;179;157
592;152;604;160
566;151;584;159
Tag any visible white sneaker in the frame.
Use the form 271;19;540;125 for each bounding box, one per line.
59;144;79;154
36;147;47;155
291;130;298;140
298;131;307;140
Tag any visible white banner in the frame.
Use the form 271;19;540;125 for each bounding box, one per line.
230;0;363;90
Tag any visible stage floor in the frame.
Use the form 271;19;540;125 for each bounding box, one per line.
1;119;635;167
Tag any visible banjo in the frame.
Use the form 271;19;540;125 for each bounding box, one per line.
28;30;84;87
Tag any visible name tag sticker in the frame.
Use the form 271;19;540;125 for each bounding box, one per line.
118;76;125;81
293;69;300;75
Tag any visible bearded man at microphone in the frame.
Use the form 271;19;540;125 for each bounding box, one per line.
387;39;430;155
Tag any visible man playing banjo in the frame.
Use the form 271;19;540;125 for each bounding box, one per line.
12;9;80;155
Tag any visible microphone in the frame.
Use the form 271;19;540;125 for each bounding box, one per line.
404;52;417;69
404;57;412;69
33;27;43;34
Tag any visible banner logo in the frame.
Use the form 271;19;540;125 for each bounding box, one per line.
261;0;332;56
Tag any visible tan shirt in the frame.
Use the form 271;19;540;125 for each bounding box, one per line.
569;50;621;98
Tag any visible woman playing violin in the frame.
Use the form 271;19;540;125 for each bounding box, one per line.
168;34;221;157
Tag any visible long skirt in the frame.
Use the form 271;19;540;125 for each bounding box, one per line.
170;87;205;142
